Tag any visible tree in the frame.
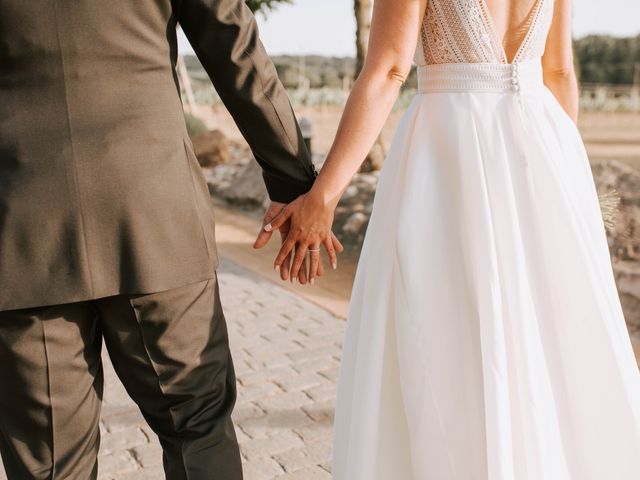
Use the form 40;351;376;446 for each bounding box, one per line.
354;0;372;74
354;0;386;171
574;35;640;85
245;0;291;14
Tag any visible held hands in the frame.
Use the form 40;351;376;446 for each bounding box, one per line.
253;195;344;285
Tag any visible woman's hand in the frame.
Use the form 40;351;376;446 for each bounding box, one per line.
255;0;427;284
264;192;344;284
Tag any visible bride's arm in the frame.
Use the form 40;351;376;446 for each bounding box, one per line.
541;0;579;123
265;0;428;281
308;0;428;208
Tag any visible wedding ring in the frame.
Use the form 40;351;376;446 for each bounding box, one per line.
308;248;321;253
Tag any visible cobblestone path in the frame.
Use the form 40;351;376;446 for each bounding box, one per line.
0;258;346;480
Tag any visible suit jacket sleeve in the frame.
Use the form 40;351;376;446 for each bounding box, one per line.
174;0;317;203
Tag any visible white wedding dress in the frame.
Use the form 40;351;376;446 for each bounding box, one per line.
332;0;640;478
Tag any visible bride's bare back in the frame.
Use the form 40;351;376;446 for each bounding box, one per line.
485;0;546;61
418;0;553;65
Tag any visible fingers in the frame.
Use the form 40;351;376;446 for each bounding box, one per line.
264;207;292;233
254;202;286;249
280;253;292;281
290;242;309;279
308;247;321;284
283;235;341;285
273;229;343;285
279;230;292;281
332;232;345;253
297;251;308;285
323;236;338;270
253;228;273;249
275;235;297;270
317;256;325;277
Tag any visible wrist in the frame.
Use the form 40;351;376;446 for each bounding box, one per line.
308;183;341;211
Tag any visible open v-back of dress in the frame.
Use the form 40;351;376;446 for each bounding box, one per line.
333;0;640;478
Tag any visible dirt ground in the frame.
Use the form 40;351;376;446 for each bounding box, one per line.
196;105;640;171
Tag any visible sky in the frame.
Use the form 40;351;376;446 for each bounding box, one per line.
179;0;640;56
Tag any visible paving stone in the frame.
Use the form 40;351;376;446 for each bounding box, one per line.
273;439;332;473
292;357;341;375
241;431;305;462
237;381;283;402
100;402;136;418
101;410;146;433
238;408;312;439
260;330;306;344
273;372;326;392
304;383;337;403
257;391;314;413
119;466;166;480
130;441;163;469
235;425;254;445
97;451;139;478
99;427;148;455
232;401;266;423
238;333;273;350
302;399;336;423
242;458;285;480
249;340;304;359
293;421;334;444
138;423;158;443
239;365;299;387
318;365;340;383
273;465;332;479
287;346;341;363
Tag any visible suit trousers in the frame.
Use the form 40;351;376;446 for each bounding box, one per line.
0;276;242;480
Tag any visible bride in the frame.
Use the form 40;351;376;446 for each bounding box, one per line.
259;0;640;477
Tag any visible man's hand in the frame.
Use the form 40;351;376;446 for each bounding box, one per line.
254;202;296;282
254;201;310;284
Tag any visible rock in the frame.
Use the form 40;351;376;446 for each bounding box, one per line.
591;160;640;262
217;158;268;208
620;291;640;335
342;212;369;235
355;172;379;185
614;261;640;328
342;185;359;201
359;141;386;172
591;160;640;337
191;129;230;167
329;172;379;250
351;203;366;212
203;164;244;196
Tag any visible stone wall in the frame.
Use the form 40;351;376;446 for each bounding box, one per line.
591;161;640;352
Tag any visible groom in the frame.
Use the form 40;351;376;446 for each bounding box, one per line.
0;0;324;478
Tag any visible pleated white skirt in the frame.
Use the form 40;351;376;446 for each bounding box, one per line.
332;60;640;479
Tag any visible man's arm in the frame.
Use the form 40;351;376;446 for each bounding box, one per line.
174;0;316;203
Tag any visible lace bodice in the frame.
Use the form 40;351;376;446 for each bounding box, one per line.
416;0;554;66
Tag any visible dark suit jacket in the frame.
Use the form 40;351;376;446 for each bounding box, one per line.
0;0;316;311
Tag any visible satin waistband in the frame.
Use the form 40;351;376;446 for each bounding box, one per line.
417;59;543;94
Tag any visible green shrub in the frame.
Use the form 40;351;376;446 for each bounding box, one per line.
184;113;208;138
